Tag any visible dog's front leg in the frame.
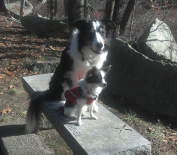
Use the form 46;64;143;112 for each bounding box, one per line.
89;101;98;120
76;98;87;126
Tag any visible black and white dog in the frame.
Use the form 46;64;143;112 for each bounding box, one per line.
26;19;116;133
64;65;111;126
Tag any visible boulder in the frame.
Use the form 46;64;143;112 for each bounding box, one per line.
137;18;177;62
24;57;60;74
5;0;33;19
21;16;69;39
105;38;177;117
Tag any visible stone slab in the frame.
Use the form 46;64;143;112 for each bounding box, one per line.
22;73;53;95
5;0;33;19
0;119;52;155
22;74;151;155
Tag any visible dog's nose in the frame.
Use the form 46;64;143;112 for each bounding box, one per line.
97;43;103;49
103;83;107;87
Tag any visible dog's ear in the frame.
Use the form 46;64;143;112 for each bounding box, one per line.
86;66;97;79
100;65;111;74
72;19;88;30
101;19;117;30
91;66;98;72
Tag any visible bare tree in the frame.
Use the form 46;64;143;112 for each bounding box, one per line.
104;0;115;20
68;0;84;26
0;0;8;14
64;0;68;16
50;0;54;20
119;0;137;35
20;0;25;18
104;0;123;38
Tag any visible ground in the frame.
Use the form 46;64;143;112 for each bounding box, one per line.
0;14;177;155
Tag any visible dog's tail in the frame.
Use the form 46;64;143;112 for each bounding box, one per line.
25;91;46;134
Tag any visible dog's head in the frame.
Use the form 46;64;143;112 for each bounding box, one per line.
85;65;111;89
72;19;116;55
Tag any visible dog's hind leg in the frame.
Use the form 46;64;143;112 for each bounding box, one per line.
64;100;77;119
64;107;77;119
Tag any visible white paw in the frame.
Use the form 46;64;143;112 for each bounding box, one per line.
91;115;97;120
77;121;82;126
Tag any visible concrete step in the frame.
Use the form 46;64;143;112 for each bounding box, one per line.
0;119;52;155
22;74;151;155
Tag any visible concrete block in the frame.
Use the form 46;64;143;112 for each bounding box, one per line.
0;119;52;155
22;74;151;155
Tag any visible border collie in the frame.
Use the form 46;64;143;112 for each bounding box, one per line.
26;19;116;133
64;65;111;126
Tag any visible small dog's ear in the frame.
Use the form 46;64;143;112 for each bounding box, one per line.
91;66;97;72
100;65;111;74
72;19;88;30
101;19;117;30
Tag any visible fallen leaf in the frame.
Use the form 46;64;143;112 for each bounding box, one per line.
6;71;13;76
170;15;173;20
6;107;12;113
9;85;14;89
0;92;3;95
0;109;7;115
0;74;5;78
49;45;55;50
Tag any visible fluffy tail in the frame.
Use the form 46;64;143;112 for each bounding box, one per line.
25;91;45;134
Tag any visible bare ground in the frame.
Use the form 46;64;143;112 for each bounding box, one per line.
0;14;177;155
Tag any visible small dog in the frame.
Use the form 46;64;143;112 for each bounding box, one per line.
64;65;111;126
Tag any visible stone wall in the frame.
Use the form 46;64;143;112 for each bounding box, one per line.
105;38;177;117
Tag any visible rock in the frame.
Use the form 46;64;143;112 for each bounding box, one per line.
24;57;60;74
105;38;177;117
137;18;177;62
5;0;33;19
21;16;69;39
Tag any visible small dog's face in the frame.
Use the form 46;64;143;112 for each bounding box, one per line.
85;65;111;88
72;19;116;56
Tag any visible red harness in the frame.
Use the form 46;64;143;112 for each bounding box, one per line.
64;86;94;105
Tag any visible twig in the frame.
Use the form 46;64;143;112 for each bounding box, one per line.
162;3;176;21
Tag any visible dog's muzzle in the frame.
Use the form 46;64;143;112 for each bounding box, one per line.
90;47;102;54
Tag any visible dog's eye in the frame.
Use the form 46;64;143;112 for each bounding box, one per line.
100;29;106;35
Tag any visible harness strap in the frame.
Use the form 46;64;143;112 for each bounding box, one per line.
69;89;79;99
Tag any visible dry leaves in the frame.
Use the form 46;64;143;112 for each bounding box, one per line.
8;85;14;89
0;107;12;115
6;70;13;76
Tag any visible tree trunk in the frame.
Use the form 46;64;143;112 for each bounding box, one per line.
50;0;54;20
64;0;68;16
0;0;8;14
68;0;84;26
54;0;57;17
119;0;137;35
20;0;25;18
112;0;122;37
104;0;115;20
84;0;89;19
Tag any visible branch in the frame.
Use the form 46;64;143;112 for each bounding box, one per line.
162;3;176;21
